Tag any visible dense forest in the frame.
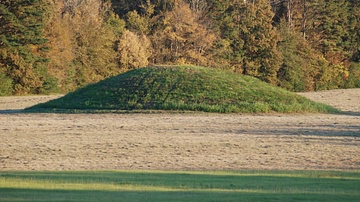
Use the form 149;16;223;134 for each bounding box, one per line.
1;0;359;95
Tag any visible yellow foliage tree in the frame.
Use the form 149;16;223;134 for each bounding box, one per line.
118;30;151;69
44;0;124;91
151;1;215;66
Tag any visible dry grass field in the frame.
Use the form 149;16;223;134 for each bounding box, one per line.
0;89;359;171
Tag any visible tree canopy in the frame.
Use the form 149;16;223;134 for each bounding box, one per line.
0;0;359;95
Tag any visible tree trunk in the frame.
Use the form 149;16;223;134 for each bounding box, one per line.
301;0;307;39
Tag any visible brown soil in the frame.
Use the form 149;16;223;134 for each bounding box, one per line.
0;89;359;171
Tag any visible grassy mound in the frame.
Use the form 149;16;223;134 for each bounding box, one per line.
26;65;338;113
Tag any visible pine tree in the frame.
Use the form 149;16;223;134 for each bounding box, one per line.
206;0;247;71
347;0;360;62
278;23;324;91
208;0;282;83
306;0;351;87
240;0;282;84
0;0;54;94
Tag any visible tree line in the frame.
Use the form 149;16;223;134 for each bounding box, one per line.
1;0;359;95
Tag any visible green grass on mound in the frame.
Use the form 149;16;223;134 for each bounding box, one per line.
26;65;338;113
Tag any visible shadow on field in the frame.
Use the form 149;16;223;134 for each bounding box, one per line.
339;111;360;117
2;188;359;202
0;110;23;114
234;124;360;137
1;170;359;202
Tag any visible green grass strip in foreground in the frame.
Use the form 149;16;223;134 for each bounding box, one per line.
1;170;359;201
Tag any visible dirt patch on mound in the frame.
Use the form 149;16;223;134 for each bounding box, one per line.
0;89;359;171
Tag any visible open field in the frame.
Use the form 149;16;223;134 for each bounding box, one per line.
0;89;359;171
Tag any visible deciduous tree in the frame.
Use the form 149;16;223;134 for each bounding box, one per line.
118;30;151;69
151;1;215;66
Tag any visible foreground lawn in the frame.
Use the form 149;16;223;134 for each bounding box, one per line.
1;170;359;202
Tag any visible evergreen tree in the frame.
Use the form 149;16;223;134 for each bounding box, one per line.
345;0;360;87
208;0;282;83
273;0;357;89
240;0;282;84
207;0;247;71
347;0;360;62
278;23;323;91
0;0;55;94
306;0;351;87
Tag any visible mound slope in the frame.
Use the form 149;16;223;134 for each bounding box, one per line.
26;65;337;113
